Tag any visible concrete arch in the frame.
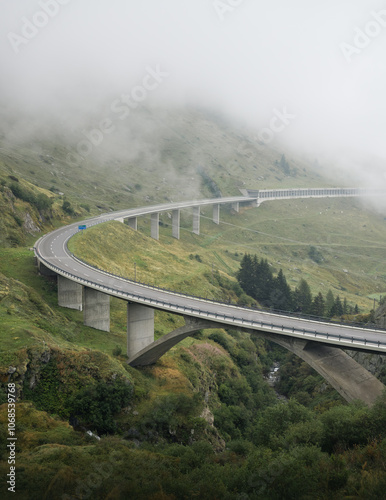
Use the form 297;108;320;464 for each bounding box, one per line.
35;191;386;405
128;316;219;366
257;332;385;406
128;318;385;406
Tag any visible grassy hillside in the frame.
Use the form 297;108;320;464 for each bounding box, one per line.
0;107;328;216
68;197;386;313
1;106;386;498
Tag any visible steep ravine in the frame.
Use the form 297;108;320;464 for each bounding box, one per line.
347;302;386;382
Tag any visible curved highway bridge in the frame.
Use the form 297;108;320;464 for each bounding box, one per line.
34;187;386;405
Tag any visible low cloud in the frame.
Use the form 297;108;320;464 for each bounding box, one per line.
1;0;385;194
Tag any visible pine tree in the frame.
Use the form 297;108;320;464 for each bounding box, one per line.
294;279;312;314
325;290;335;317
311;292;325;317
256;258;274;304
279;154;290;174
270;269;293;311
237;254;254;298
250;254;259;299
331;295;344;317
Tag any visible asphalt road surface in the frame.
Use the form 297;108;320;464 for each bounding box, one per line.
34;197;386;354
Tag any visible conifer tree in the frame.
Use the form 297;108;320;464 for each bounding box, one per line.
325;290;335;317
311;292;325;317
331;295;344;317
237;254;254;297
270;269;293;311
294;279;312;314
256;258;274;304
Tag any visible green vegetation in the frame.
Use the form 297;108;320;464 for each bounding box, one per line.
1;108;386;497
68;379;133;434
237;253;363;319
274;153;296;176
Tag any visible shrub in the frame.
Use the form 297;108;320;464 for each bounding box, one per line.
208;332;230;350
140;393;203;443
80;203;90;212
35;193;53;212
308;246;323;264
253;400;313;447
320;402;371;452
62;200;75;215
9;182;35;203
112;345;123;357
69;379;133;434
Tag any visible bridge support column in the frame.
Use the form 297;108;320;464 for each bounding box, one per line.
83;287;110;332
232;202;240;213
128;317;219;366
193;206;200;235
127;217;138;230
250;199;258;208
172;209;180;239
213;204;220;225
38;261;57;277
151;213;159;240
127;303;154;358
58;276;83;311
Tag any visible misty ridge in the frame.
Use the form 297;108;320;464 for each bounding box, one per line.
0;0;386;207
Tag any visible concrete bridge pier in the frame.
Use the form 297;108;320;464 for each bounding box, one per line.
151;213;160;240
127;217;138;230
213;204;220;225
193;206;200;235
38;261;57;277
83;287;110;332
127;303;155;358
232;201;240;213
58;275;83;311
172;209;180;239
128;316;219;366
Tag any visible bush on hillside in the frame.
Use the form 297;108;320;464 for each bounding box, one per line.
68;379;133;434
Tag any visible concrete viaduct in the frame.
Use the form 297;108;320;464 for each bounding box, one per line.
34;187;386;405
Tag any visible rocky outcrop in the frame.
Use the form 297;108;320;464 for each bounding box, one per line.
347;351;386;379
23;212;40;234
346;302;386;381
375;301;386;329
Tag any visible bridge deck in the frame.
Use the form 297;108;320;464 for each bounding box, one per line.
34;192;386;355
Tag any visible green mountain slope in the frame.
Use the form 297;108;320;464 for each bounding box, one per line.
1;107;386;499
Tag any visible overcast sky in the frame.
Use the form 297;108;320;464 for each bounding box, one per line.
1;0;386;186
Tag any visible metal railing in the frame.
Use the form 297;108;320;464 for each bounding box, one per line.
33;189;386;352
34;246;386;352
